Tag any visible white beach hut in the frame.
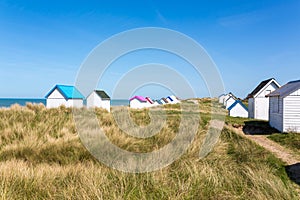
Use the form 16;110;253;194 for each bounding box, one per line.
246;78;280;120
158;99;166;105
86;90;111;112
167;95;180;104
130;96;150;109
45;85;84;108
161;98;169;104
145;97;160;107
227;100;248;118
223;93;235;105
225;96;236;109
218;94;226;104
266;80;300;133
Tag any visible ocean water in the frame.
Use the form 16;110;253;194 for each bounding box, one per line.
111;99;129;106
0;98;129;108
0;98;46;107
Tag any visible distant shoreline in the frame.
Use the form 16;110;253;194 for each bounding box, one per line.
0;98;129;107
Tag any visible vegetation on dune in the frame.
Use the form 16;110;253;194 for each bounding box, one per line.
268;133;300;156
0;101;298;199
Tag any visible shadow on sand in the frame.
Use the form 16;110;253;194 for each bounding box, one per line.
242;120;279;135
285;163;300;185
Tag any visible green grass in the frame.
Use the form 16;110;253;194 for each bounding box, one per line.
268;133;300;156
0;102;298;199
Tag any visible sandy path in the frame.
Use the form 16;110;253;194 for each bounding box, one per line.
227;125;300;192
227;125;300;165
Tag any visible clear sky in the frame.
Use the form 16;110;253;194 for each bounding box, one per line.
0;0;299;99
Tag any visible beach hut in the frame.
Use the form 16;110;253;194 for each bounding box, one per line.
225;96;236;109
218;94;226;104
157;99;165;105
266;80;300;132
223;93;235;105
155;100;163;105
45;85;84;108
149;98;160;107
153;101;160;106
130;96;150;109
227;100;248;118
144;97;159;107
145;97;154;105
167;95;180;104
86;90;111;112
246;78;280;120
161;98;169;104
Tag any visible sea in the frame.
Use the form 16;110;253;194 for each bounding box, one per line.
0;98;129;108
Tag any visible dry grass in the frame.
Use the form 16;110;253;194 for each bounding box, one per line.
0;101;298;199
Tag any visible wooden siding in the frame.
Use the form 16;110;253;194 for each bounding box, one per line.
87;92;110;112
229;104;248;118
249;81;279;120
283;90;300;132
225;98;235;109
269;96;283;132
255;82;278;97
248;98;254;118
254;97;269;120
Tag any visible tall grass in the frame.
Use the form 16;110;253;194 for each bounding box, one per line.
268;133;300;156
0;102;298;199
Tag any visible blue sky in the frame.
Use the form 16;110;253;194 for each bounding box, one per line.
0;0;299;99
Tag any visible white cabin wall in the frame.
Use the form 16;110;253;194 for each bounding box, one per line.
225;98;235;109
219;96;225;103
253;82;280;120
229;104;248;118
254;98;269;120
101;100;111;112
130;99;148;109
256;83;279;97
223;95;230;105
269;96;283;132
46;89;67;108
47;89;64;99
86;93;110;112
283;89;300;132
94;93;102;107
86;93;96;108
248;98;254;118
67;99;83;108
46;98;67;108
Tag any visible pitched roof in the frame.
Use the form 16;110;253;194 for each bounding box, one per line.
45;85;84;99
167;96;174;101
224;92;236;99
94;90;110;100
161;97;168;103
266;80;300;98
156;100;163;105
129;96;147;102
170;95;179;100
246;78;280;99
225;95;236;102
145;97;154;104
228;100;248;111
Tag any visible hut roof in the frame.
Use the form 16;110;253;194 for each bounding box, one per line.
266;80;300;98
145;97;154;104
246;78;280;99
167;96;174;102
130;96;147;102
94;90;110;100
45;85;84;99
228;100;248;111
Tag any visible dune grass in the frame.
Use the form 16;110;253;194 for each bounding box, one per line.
0;101;298;199
268;133;300;156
